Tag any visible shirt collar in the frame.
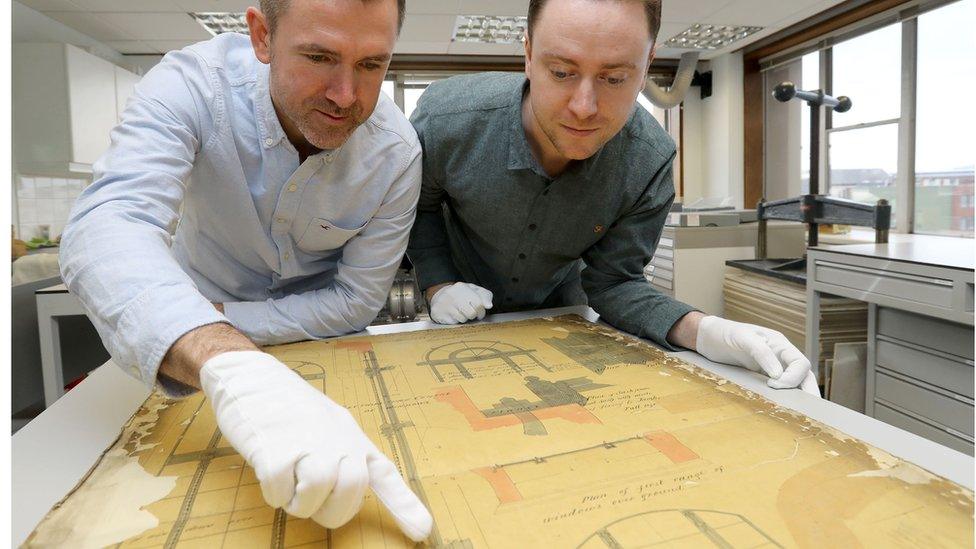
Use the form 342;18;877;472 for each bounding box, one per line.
255;64;288;150
507;78;546;176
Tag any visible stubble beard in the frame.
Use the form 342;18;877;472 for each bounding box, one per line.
294;101;365;150
531;100;601;162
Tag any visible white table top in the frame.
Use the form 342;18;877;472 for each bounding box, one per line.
11;306;974;546
813;235;975;271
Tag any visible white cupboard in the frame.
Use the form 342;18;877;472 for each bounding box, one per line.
13;43;141;176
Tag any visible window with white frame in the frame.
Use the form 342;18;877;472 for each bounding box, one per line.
762;0;974;237
827;24;901;217
914;0;975;236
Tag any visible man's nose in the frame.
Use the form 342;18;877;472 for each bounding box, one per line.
567;79;598;121
325;66;356;110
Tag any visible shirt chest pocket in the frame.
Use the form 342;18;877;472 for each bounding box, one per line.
295;217;367;253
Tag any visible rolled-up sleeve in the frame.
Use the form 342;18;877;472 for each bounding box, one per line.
580;158;696;350
223;143;422;345
59;48;227;395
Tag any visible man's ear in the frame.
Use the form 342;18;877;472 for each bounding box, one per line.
643;45;656;87
246;7;272;64
523;33;532;80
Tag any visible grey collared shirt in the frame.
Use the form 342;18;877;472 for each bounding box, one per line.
407;72;694;349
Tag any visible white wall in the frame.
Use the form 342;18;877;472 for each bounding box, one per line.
764;62;804;201
12;1;137;73
11;1;138;239
681;89;704;203
681;51;746;208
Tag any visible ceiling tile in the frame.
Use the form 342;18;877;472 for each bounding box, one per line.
143;39;203;53
405;0;459;15
174;0;256;12
457;0;527;17
99;12;213;40
69;0;182;12
44;11;135;40
16;0;85;11
661;0;732;23
771;0;848;27
447;40;521;55
702;0;810;26
393;41;450;54
104;40;158;53
399;14;456;42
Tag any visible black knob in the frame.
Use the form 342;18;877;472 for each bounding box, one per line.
835;96;852;113
773;81;796;103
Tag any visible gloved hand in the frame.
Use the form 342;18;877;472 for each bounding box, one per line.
200;351;433;541
695;316;820;397
429;282;493;324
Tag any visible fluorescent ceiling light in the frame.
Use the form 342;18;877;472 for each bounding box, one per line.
452;15;527;44
190;12;248;36
664;24;763;50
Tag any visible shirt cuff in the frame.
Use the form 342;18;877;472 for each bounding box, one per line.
641;300;698;352
411;252;462;291
111;283;228;397
223;300;274;345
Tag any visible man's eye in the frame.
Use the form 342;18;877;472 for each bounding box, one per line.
551;70;570;80
362;62;381;71
605;75;627;86
306;54;327;63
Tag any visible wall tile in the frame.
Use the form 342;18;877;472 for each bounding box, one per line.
18;177;36;199
18;198;37;224
36;178;53;199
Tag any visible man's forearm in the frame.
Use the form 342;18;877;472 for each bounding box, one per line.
666;311;705;350
159;322;259;389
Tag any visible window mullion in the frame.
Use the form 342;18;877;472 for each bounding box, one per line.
896;17;919;233
821;48;832;195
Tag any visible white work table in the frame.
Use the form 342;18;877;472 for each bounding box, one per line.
11;306;975;546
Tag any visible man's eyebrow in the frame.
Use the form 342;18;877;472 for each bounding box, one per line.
295;43;390;63
295;43;339;55
601;61;637;70
540;52;579;66
540;51;637;70
361;53;392;63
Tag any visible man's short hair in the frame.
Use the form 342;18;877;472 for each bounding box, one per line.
526;0;662;44
259;0;406;35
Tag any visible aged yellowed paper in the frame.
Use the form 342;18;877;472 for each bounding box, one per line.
26;316;974;547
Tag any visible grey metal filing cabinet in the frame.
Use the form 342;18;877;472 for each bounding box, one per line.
645;221;805;316
807;241;975;455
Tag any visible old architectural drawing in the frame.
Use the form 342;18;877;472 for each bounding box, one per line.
26;316;974;547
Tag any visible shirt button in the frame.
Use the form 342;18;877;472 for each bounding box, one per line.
528;223;537;231
287;184;297;192
518;253;526;259
283;251;291;259
325;154;334;163
264;137;273;146
511;277;519;283
276;217;286;224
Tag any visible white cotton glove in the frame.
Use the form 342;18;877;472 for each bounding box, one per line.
695;316;821;397
429;282;493;324
200;351;433;541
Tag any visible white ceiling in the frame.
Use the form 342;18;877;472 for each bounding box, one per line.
17;0;848;58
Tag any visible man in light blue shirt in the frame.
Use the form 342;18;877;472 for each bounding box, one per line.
59;0;432;541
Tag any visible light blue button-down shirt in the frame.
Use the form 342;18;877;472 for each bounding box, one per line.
60;33;421;394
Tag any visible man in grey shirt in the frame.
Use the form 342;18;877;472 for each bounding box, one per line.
408;0;818;395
